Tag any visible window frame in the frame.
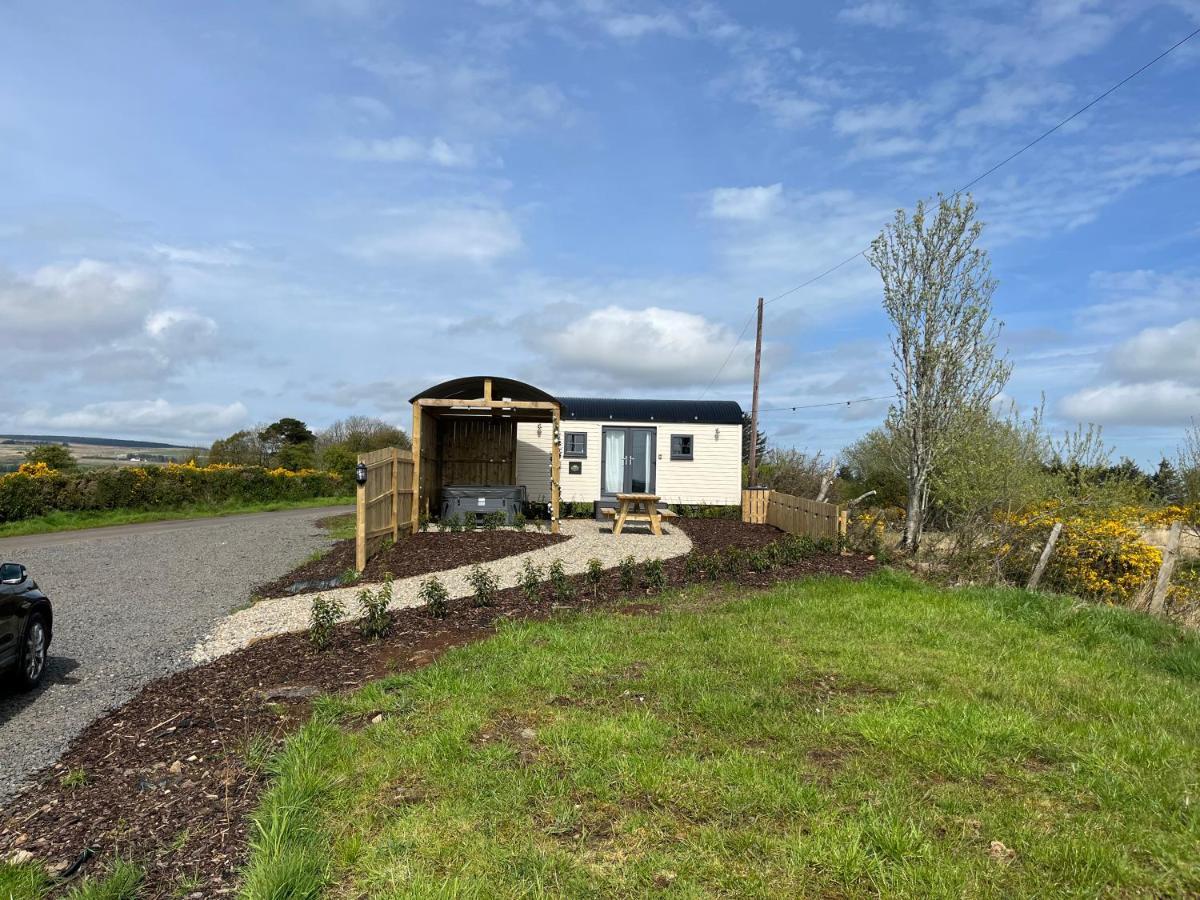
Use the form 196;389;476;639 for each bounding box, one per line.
670;434;694;461
563;431;588;459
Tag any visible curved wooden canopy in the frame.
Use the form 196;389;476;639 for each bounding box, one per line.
410;376;560;407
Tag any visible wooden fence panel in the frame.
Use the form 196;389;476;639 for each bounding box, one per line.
742;488;770;524
356;446;415;571
762;490;844;540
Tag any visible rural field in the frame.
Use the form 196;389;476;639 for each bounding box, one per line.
0;435;197;474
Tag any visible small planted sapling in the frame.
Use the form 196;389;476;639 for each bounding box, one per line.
518;557;544;603
418;576;449;619
618;555;637;591
642;558;666;593
547;558;574;602
467;564;499;607
309;594;345;649
585;558;604;600
358;573;393;639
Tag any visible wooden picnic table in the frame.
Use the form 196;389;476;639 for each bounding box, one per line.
601;492;677;536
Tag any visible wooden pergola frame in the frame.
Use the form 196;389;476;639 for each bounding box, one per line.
411;376;562;534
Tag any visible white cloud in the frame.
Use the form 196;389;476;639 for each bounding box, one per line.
1060;381;1200;427
336;135;483;167
529;306;762;388
838;1;911;28
355;54;569;135
348;204;522;264
0;259;163;350
955;78;1072;128
21;399;249;441
601;12;685;39
152;243;247;266
708;183;783;221
1079;270;1200;334
1111;319;1200;381
834;100;926;135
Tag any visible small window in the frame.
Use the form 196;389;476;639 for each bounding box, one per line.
670;434;693;460
563;432;587;458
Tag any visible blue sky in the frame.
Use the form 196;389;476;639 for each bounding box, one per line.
2;0;1198;465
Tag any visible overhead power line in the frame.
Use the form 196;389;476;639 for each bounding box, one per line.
756;394;894;414
698;23;1200;396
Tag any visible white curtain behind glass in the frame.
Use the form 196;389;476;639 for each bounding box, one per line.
604;430;624;493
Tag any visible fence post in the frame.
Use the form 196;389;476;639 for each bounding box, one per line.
1149;521;1183;615
1026;522;1062;591
391;447;400;542
355;456;367;573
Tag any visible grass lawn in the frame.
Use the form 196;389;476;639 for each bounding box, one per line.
0;496;354;539
241;571;1200;898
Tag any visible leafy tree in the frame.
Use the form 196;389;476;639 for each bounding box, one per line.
24;443;77;472
754;448;831;499
258;418;316;471
316;416;410;483
208;429;267;466
741;413;766;469
318;416;410;453
866;194;1011;551
840;427;908;508
1150;458;1184;504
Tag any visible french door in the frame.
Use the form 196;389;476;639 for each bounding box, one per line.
601;427;656;495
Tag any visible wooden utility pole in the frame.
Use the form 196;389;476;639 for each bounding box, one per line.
748;296;764;486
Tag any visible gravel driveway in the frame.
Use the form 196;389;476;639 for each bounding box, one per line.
0;506;349;803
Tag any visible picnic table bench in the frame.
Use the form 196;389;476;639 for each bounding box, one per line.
600;493;677;536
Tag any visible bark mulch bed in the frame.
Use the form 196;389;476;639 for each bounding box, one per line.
253;528;568;599
0;518;874;895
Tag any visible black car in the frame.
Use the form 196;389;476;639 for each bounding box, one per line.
0;562;52;690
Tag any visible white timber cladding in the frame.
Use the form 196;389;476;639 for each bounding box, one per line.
515;420;742;506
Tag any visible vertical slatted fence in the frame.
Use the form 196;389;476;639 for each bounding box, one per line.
742;488;846;540
356;447;415;571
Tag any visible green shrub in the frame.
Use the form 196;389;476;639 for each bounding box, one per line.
418;577;449;618
642;558;666;593
703;553;726;581
722;548;747;576
618;555;638;591
585;558;604;599
309;594;344;649
747;549;772;573
512;511;527;531
518;558;544;603
547;558;574;602
0;460;344;524
482;511;506;531
682;552;702;582
358;575;392;640
467;564;499;607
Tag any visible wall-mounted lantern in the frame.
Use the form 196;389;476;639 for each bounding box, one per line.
355;461;368;486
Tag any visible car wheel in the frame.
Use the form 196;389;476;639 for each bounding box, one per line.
14;614;48;691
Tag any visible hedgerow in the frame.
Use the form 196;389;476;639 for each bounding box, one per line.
0;461;344;523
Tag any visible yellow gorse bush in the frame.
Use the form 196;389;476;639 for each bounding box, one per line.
1004;502;1164;605
11;461;58;479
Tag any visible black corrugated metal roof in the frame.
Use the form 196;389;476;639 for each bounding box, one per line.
558;397;743;425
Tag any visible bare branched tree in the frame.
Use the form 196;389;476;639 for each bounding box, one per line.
867;194;1011;551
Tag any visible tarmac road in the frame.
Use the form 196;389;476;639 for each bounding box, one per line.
0;504;351;803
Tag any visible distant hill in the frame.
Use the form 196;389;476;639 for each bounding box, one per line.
0;434;192;449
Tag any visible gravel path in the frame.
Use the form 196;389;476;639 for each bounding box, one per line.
0;506;349;803
192;519;693;662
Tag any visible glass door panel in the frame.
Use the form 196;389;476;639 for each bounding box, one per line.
603;429;625;494
628;429;651;493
